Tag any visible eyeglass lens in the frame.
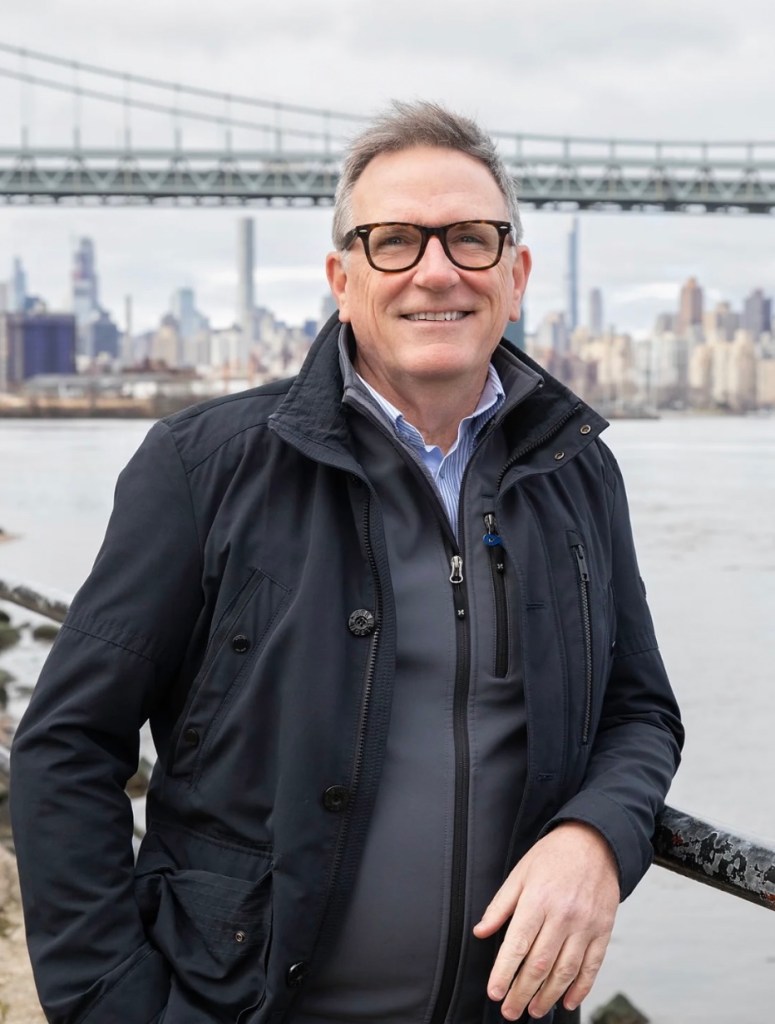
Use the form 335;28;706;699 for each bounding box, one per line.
366;222;504;271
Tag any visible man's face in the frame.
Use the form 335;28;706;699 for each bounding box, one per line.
326;145;531;399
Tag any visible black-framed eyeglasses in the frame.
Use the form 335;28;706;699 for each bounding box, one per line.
340;220;515;273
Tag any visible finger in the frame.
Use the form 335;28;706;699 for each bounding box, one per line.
525;937;586;1019
498;932;564;1021
561;934;610;1011
473;875;524;938
485;906;545;1003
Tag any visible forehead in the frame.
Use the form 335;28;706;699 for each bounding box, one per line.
351;145;509;224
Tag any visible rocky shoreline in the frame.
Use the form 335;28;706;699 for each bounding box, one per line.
0;845;45;1023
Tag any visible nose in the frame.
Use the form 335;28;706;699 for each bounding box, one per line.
412;235;461;288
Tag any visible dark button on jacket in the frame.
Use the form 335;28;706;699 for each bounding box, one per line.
347;609;375;636
322;785;350;812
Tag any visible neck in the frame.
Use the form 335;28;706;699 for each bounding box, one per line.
356;362;489;454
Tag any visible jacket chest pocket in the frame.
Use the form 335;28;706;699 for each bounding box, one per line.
566;530;614;745
169;567;291;779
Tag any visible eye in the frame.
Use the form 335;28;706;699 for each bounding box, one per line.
370;225;418;251
448;223;491;247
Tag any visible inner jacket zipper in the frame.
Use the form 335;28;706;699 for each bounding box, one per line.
429;545;471;1024
569;531;593;745
483;512;508;678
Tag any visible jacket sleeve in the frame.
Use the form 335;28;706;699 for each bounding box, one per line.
542;443;684;898
10;421;204;1024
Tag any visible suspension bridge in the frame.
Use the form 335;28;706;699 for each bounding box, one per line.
1;41;775;213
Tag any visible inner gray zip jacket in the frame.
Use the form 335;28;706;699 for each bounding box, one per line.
11;315;683;1024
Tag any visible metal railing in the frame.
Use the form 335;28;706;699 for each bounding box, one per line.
1;574;774;910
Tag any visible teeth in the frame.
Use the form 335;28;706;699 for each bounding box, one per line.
406;311;467;321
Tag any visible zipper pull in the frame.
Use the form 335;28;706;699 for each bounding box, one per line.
483;512;502;547
572;543;590;582
449;554;464;584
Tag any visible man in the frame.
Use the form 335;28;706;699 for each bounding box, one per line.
11;102;682;1024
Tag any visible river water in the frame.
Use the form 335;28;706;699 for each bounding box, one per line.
1;414;774;1023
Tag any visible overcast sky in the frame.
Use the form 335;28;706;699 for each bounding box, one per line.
1;0;775;336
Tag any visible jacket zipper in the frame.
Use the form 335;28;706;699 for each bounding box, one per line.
429;548;471;1024
483;512;508;678
569;532;593;745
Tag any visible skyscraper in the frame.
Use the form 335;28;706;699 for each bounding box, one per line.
565;217;579;333
742;288;772;342
72;238;100;357
588;287;603;336
677;276;703;336
11;257;27;313
237;218;255;361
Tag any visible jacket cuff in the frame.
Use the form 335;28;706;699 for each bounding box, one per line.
540;790;653;899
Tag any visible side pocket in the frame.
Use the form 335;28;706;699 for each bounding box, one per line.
135;862;272;1019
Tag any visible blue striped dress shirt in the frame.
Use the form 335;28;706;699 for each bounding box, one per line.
357;365;505;536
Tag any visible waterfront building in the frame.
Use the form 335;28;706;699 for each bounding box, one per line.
0;312;76;388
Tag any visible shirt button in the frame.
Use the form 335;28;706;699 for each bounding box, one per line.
322;785;350;812
183;728;200;747
287;961;308;988
348;609;375;636
232;634;250;653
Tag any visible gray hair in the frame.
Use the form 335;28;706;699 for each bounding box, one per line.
332;100;523;250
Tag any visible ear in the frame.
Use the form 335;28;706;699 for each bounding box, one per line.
508;245;532;322
326;251;351;323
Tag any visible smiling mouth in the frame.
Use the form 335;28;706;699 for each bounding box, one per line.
403;311;471;321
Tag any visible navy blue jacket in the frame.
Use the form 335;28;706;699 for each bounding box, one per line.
11;317;682;1024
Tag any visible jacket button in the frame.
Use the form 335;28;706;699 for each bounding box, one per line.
286;961;308;988
580;424;591;435
553;451;565;461
232;634;250;653
234;930;247;943
322;785;350;812
348;609;375;636
183;728;200;747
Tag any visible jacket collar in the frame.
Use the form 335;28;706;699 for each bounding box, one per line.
268;312;607;470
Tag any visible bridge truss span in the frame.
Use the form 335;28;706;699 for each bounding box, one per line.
1;144;774;213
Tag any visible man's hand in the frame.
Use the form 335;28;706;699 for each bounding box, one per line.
473;822;620;1020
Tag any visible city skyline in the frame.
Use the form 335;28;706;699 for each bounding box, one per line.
3;208;775;341
1;3;775;342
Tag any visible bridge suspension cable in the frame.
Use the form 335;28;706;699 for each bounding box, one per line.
0;39;774;212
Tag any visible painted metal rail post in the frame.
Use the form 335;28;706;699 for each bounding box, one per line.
1;575;775;909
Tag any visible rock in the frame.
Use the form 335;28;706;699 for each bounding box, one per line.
31;623;59;643
126;755;154;798
0;669;15;687
0;609;10;624
590;993;649;1024
0;625;21;651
